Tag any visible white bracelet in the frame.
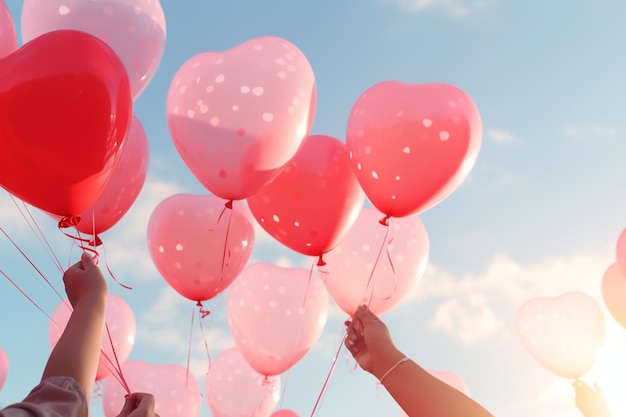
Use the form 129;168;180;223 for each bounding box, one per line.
379;357;409;384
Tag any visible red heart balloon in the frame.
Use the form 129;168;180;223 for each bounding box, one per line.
0;30;132;217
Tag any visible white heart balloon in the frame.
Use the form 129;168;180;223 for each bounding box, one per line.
516;291;605;379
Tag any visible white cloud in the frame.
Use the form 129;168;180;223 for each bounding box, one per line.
383;0;496;17
405;250;613;346
486;129;519;144
137;286;235;376
563;124;619;140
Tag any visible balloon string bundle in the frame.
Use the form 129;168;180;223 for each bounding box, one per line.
1;209;131;395
274;262;316;411
364;218;393;306
103;323;131;395
9;196;63;273
185;302;213;386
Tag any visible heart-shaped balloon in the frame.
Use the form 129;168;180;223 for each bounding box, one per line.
147;194;256;302
247;134;364;258
0;347;8;393
427;370;471;397
616;228;626;275
102;360;202;417
74;116;149;236
22;0;166;99
516;291;605;379
227;262;329;376
166;36;317;201
347;82;482;218
0;0;17;59
206;347;280;417
319;207;430;316
601;263;626;330
49;294;136;381
0;30;132;217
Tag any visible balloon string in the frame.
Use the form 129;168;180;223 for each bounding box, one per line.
0;227;67;302
0;269;55;319
381;237;398;301
103;322;131;395
365;221;392;307
275;259;316;410
220;208;233;280
9;195;63;273
309;332;346;417
100;242;133;290
197;307;212;370
185;306;196;386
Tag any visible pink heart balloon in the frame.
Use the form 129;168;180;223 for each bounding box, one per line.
319;207;429;316
22;0;166;99
227;263;329;376
516;291;605;379
347;82;482;218
206;347;280;417
147;194;256;302
49;294;136;381
601;263;626;330
166;36;317;201
0;0;17;59
0;347;8;393
616;227;626;275
271;410;299;417
102;360;202;417
427;370;471;397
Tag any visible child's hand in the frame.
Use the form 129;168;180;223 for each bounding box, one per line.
63;252;107;307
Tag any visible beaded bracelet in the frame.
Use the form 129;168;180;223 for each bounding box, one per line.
379;357;410;384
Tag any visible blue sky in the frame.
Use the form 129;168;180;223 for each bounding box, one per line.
1;0;626;416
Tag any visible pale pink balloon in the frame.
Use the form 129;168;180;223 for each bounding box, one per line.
166;36;317;201
319;207;429;316
601;263;626;330
75;116;149;236
248;134;364;257
49;294;136;381
206;347;281;417
616;228;626;275
516;291;605;379
347;82;482;218
227;263;329;376
0;347;8;393
147;194;255;302
427;370;471;397
271;410;299;417
21;0;166;99
102;360;202;417
0;0;17;59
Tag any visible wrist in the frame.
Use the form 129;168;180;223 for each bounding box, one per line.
73;293;107;311
371;347;406;381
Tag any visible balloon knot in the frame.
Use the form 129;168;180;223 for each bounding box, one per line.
317;255;326;266
224;200;233;209
379;215;390;226
90;235;103;247
196;301;211;318
58;215;81;228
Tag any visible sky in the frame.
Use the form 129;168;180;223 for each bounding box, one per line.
1;0;626;416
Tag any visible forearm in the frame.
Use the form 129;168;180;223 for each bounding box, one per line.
42;296;106;403
376;351;494;417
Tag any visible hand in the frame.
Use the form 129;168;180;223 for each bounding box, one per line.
573;380;612;417
344;305;404;379
63;252;107;307
116;393;159;417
